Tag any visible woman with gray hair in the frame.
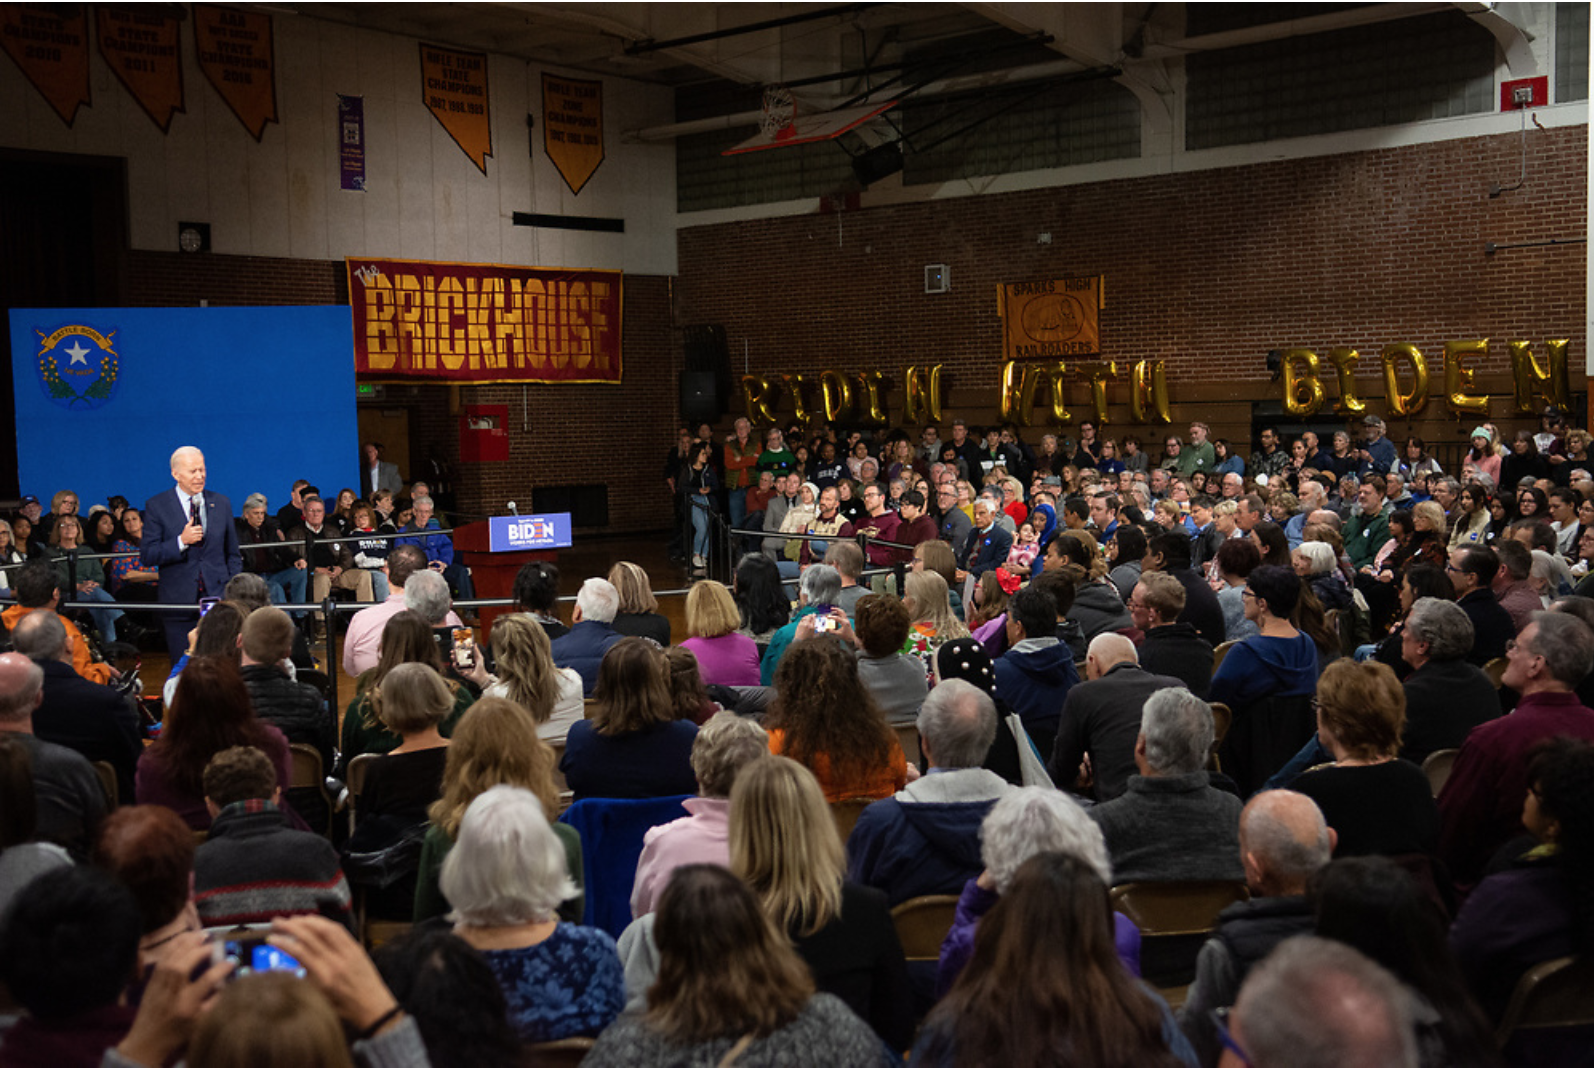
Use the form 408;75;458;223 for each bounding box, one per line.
629;711;769;918
935;786;1140;998
758;564;844;685
1530;548;1574;603
442;785;625;1042
1397;597;1500;765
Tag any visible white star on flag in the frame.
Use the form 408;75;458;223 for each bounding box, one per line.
64;342;90;366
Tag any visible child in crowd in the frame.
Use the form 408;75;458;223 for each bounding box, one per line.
998;522;1040;594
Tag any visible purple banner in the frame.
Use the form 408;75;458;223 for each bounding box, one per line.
338;93;365;191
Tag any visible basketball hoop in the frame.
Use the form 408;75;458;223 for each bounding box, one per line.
760;86;796;141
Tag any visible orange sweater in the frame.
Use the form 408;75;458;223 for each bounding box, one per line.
766;728;907;802
0;604;117;686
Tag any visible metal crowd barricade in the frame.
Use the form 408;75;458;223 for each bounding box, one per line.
47;518;916;716
724;525;911;596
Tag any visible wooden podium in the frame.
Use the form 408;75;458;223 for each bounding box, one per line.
451;521;557;638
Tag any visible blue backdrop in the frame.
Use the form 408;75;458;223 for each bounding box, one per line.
10;306;358;516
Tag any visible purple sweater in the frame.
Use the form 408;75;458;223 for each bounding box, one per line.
135;724;299;831
936;876;1141;998
678;633;762;687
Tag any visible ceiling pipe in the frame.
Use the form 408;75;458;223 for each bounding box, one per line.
627;1;1464;142
623;3;881;55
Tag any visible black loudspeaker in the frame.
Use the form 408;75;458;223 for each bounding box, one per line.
681;324;729;422
680;371;720;422
852;142;904;187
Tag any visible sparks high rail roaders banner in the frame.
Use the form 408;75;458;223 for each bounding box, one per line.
347;257;624;384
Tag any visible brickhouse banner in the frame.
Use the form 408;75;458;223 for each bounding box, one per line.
421;43;491;174
346;258;623;384
998;275;1104;360
97;6;183;132
193;4;277;140
0;3;91;126
542;72;604;194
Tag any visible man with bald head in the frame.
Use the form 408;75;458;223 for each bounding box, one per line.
1306;508;1342;532
1049;632;1185;801
1178;790;1335;1059
0;651;108;857
1219;938;1417;1068
141;446;242;657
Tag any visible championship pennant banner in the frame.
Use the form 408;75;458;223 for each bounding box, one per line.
192;4;276;140
0;3;91;125
421;43;491;173
347;258;623;384
998;275;1104;359
97;6;184;132
542;73;603;194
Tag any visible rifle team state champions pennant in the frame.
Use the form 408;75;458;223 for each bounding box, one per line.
421;43;492;174
543;72;604;194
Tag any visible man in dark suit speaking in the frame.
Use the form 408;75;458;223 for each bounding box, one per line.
141;446;242;657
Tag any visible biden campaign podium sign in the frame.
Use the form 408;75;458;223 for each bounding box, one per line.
490;513;573;552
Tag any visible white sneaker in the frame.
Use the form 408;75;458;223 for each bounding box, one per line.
692;554;706;568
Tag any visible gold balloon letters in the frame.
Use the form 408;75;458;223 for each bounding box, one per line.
1326;348;1367;417
1281;349;1327;418
740;375;778;424
1080;363;1116;426
855;371;887;425
779;374;809;421
998;359;1169;426
745;365;946;425
1379;344;1429;419
1510;339;1571;414
1000;359;1044;424
903;364;944;423
817;369;853;423
1443;339;1490;417
1279;338;1572;421
1128;359;1173;425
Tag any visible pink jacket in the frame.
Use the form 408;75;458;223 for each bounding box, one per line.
629;797;730;918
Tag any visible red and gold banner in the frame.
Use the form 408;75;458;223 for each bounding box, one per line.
347;258;623;384
97;6;183;132
542;72;604;194
421;43;491;174
0;3;90;125
193;4;276;140
998;275;1103;359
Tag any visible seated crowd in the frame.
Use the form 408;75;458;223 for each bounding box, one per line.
3;407;1594;1066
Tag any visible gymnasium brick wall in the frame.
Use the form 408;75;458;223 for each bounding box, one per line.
124;252;682;534
676;125;1589;451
